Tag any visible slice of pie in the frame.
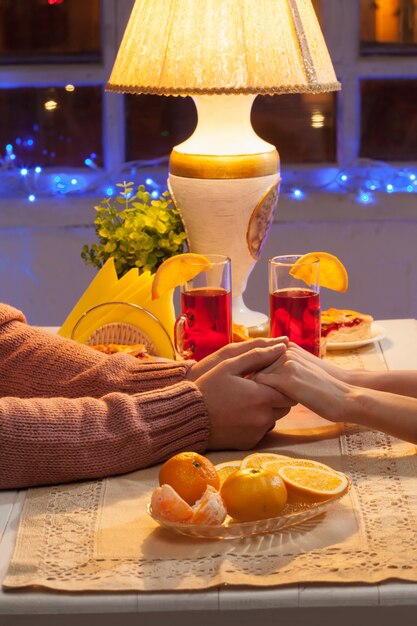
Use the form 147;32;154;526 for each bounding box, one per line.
91;343;155;360
321;308;373;343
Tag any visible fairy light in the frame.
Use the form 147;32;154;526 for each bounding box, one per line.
358;191;373;204
291;188;304;200
3;138;417;204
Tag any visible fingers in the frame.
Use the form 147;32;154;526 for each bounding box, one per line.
186;337;289;382
223;343;288;377
218;336;289;360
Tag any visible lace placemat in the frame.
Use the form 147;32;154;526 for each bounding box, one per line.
4;345;417;591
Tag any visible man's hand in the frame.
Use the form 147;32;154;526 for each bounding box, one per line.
193;343;296;450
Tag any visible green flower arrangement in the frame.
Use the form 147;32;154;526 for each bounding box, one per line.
81;181;188;277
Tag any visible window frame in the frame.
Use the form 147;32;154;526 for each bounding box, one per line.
0;0;416;213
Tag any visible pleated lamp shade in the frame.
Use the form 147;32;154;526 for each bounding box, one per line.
106;0;341;96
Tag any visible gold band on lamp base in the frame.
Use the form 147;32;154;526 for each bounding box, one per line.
169;150;281;327
169;150;279;179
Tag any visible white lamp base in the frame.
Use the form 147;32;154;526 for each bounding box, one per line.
232;294;268;327
169;171;280;327
168;95;280;328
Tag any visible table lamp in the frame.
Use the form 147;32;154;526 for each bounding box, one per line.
107;0;340;328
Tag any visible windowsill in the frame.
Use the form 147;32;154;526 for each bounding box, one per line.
1;191;416;229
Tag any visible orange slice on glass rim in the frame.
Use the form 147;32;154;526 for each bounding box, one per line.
289;252;348;292
151;253;212;299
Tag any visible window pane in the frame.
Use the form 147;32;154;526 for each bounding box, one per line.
360;79;417;160
0;0;101;64
252;93;337;164
125;95;197;161
124;0;332;165
360;0;417;54
0;86;103;167
125;92;336;165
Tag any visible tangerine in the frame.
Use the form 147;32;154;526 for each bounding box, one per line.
159;451;220;505
220;467;287;522
191;485;227;525
150;484;193;523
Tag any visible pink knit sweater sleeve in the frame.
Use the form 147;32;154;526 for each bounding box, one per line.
0;304;210;489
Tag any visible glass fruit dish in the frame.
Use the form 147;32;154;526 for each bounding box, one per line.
147;481;350;540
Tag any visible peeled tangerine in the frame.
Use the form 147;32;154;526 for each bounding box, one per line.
151;484;227;526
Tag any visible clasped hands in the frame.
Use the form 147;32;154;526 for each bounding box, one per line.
185;337;295;450
186;338;348;451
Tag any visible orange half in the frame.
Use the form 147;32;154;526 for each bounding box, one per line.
278;465;349;504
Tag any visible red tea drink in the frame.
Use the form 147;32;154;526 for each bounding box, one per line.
178;287;232;361
270;288;320;356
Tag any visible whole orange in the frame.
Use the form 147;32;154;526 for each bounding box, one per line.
159;451;220;505
220;467;287;522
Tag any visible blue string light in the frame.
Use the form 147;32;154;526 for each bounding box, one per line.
3;142;417;204
291;188;304;200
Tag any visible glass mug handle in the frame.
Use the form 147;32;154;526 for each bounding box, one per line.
174;313;194;359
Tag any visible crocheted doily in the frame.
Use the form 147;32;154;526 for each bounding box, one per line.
4;349;417;591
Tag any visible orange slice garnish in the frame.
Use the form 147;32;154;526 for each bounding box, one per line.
151;253;212;299
289;252;348;292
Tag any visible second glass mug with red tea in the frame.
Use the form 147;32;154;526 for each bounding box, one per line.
174;254;232;361
269;254;321;356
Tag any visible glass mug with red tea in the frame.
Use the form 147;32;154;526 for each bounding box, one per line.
269;254;320;356
174;255;232;361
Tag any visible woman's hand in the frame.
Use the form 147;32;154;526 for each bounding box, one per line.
253;344;353;423
186;337;289;382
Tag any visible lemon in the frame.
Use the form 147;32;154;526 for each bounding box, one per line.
151;253;212;299
289;252;348;292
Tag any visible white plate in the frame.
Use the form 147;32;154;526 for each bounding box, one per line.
326;323;386;351
147;483;350;540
